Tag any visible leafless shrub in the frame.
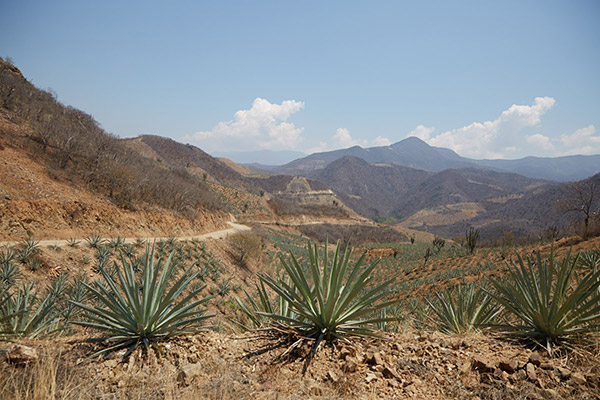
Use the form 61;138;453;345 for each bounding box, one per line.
0;58;223;214
228;233;262;267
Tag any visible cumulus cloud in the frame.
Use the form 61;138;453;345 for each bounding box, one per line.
330;128;392;149
305;141;329;154
558;125;600;155
333;128;370;149
333;128;359;148
182;98;305;152
409;125;435;141
372;136;392;146
526;133;555;151
305;128;392;153
422;97;556;158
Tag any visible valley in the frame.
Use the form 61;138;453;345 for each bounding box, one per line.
1;56;600;399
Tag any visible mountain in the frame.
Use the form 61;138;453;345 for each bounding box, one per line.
309;156;551;222
277;137;475;176
122;134;363;221
390;168;549;218
474;155;600;182
310;156;432;218
421;173;600;241
0;58;235;239
123;135;255;191
125;135;334;195
274;137;600;182
214;149;306;165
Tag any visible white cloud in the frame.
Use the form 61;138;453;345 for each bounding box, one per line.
332;128;370;148
425;97;556;158
306;128;391;153
558;125;600;155
526;133;555;151
409;125;435;141
372;136;392;146
182;98;305;152
305;141;328;154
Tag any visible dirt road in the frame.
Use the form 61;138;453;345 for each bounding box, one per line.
0;222;251;248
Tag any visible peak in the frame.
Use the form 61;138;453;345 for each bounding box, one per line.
391;136;430;147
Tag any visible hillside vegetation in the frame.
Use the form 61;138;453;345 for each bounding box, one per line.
1;57;600;399
0;58;364;238
0;59;222;216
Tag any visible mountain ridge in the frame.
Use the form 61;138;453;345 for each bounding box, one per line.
272;137;600;182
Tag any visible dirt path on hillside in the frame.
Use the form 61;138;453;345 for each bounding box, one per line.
0;222;251;248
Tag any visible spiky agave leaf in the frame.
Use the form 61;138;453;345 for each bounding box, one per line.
71;244;214;357
579;249;600;270
0;283;61;339
488;250;600;354
233;278;294;331
0;260;21;288
258;240;399;349
0;287;24;340
427;283;500;335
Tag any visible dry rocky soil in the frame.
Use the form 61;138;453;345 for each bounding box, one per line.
2;329;599;399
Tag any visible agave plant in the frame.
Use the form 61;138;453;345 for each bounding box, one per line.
109;236;126;250
94;246;113;271
0;260;22;288
579;249;600;270
59;273;94;324
488;250;600;353
0;287;19;340
0;283;61;339
258;240;398;360
71;245;214;357
427;283;500;335
233;279;293;330
85;233;104;249
18;238;40;264
0;247;17;265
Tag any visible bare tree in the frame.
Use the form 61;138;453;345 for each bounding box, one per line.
558;180;599;239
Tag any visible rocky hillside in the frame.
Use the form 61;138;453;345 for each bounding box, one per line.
127;134;360;220
123;135;255;192
0;59;226;215
306;155;576;240
310;156;432;218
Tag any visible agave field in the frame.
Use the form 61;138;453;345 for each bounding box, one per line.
1;229;600;399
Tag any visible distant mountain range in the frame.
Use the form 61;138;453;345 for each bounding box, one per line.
123;134;600;241
309;153;600;240
129;134;599;240
267;137;600;182
3;55;596;243
214;149;306;165
308;154;548;218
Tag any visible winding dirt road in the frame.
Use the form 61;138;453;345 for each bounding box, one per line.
0;222;251;248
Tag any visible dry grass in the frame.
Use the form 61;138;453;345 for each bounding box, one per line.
0;348;87;400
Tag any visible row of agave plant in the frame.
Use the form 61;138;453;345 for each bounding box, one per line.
1;239;600;361
236;244;600;357
426;248;600;354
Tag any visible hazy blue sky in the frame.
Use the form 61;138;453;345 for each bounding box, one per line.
1;1;599;161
